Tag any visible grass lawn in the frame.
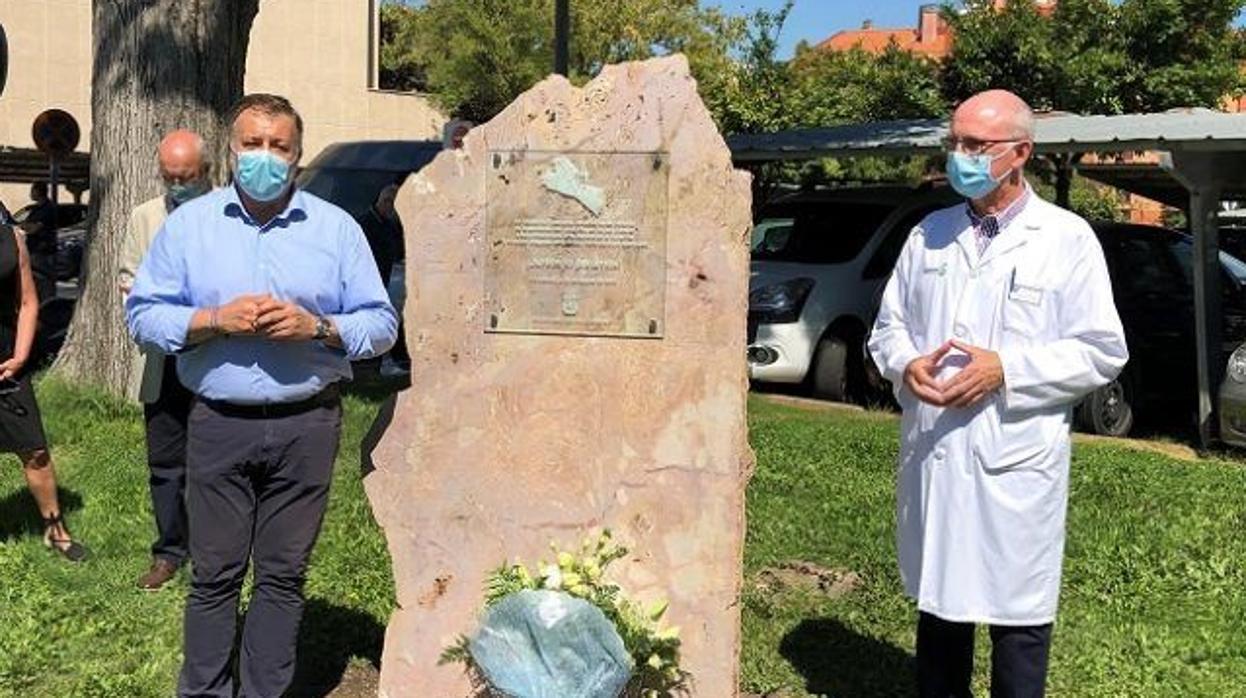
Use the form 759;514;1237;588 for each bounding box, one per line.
0;380;1243;696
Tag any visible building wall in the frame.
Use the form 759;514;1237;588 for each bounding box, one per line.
244;0;445;158
0;0;93;153
0;0;445;208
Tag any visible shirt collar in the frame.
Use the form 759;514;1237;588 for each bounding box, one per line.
967;183;1032;234
222;184;309;231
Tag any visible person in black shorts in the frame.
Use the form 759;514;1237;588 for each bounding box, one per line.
0;217;85;561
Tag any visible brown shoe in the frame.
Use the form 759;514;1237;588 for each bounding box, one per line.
137;558;180;591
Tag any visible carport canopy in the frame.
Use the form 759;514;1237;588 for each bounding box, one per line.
727;109;1246;446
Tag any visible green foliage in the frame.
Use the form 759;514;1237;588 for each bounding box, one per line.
1164;206;1190;230
383;0;744;123
789;45;947;126
378;2;428;92
1116;0;1246;111
742;397;1246;697
702;1;795;136
4;381;1245;696
1030;172;1127;222
444;531;688;697
0;377;397;696
437;635;473;666
713;6;947;200
943;0;1246;113
1067;178;1126;222
375;0;946;154
653;2;947;138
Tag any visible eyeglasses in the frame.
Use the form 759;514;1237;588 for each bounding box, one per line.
942;137;1022;156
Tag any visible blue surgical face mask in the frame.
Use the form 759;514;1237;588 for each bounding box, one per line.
946;150;1008;201
233;149;292;202
165;179;209;209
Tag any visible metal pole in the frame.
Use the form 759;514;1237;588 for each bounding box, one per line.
555;0;570;76
48;156;59;237
1191;184;1224;447
1164;150;1225;447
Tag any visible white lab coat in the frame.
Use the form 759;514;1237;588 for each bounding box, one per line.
868;195;1128;625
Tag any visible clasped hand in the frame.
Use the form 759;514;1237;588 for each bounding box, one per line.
213;294;318;342
904;340;1004;408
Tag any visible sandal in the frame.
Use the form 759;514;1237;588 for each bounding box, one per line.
42;513;89;563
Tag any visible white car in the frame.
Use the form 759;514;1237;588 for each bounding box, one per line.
748;185;959;402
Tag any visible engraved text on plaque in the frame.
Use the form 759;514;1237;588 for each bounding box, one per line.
484;150;669;338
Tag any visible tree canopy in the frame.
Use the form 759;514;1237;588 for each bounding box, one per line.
379;2;428;93
376;0;1246;211
942;0;1246;113
375;0;946;136
381;0;1246;125
378;0;743;124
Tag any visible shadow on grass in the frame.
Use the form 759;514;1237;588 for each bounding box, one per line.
0;486;83;541
287;598;385;697
780;618;916;698
359;392;397;480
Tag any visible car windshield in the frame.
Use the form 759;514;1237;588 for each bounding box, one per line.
750;202;894;264
13;203;86;228
750;218;795;254
1170;237;1246;286
1220;249;1246;284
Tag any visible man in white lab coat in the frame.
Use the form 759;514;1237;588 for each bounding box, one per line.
868;90;1128;697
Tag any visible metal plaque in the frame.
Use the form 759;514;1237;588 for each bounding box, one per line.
484;150;668;338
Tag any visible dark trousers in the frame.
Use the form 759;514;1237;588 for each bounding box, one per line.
31;255;55;305
917;611;1053;698
178;396;342;698
143;357;192;565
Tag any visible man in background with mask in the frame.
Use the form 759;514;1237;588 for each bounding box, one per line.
119;128;211;591
868;89;1128;697
126;94;396;697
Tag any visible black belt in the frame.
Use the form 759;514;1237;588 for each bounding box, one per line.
197;384;341;419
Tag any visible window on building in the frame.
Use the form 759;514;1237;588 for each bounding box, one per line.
371;0;428;92
368;0;380;89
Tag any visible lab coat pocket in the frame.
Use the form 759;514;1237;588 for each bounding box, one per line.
991;414;1056;471
971;399;1056;473
1001;274;1053;345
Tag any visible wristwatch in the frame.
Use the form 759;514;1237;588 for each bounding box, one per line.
313;315;331;341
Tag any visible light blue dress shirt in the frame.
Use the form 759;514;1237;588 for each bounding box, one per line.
126;185;398;405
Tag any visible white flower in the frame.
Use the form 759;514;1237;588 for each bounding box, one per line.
541;564;563;590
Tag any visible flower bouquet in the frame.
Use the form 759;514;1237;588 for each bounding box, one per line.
441;531;688;698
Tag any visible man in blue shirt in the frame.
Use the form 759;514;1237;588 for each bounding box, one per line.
127;93;397;698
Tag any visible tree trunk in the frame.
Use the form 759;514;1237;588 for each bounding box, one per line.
54;0;259;394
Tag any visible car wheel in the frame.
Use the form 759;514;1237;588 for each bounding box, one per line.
809;336;850;403
1075;376;1135;437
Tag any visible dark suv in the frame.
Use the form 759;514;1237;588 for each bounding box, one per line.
13;202;88;281
297;140;440;218
1082;222;1246;436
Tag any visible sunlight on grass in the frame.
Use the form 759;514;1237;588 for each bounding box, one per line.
0;383;1242;696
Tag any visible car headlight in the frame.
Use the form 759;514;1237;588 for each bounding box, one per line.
749;278;815;324
1230;345;1246;383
